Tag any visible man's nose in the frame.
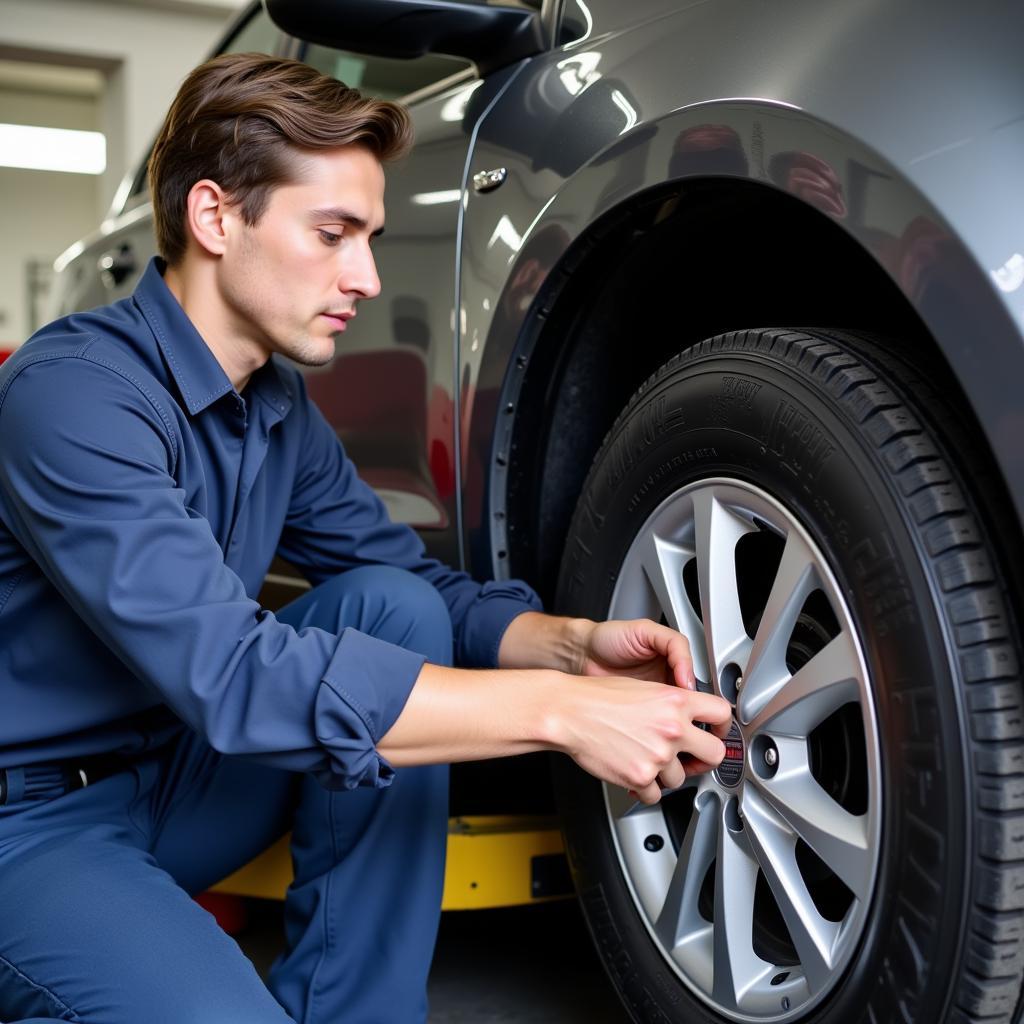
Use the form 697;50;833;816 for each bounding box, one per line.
341;246;381;300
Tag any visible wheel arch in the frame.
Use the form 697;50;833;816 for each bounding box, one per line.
466;102;1024;601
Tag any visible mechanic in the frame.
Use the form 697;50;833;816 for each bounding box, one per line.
0;53;731;1024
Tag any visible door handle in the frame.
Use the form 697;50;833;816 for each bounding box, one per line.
98;244;137;288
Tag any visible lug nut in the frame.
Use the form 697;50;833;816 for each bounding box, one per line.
764;748;778;768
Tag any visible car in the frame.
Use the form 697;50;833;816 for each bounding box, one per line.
49;2;1024;1022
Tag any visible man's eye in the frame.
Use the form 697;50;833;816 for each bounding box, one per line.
318;229;342;246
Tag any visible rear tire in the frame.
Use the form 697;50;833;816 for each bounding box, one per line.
554;328;1024;1023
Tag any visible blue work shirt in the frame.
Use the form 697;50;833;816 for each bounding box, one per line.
0;258;541;788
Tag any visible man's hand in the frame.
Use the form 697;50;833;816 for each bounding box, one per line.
497;612;729;799
574;619;737;796
499;611;697;688
575;618;697;690
546;674;732;805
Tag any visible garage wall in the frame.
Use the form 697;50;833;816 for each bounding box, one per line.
1;0;243;206
0;87;102;345
0;0;243;345
0;168;100;346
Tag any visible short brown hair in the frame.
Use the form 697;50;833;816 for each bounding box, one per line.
148;52;413;265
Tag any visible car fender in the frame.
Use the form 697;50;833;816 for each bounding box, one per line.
458;5;1024;572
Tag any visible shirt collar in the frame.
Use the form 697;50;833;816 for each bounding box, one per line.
133;257;233;415
132;257;292;420
245;355;293;427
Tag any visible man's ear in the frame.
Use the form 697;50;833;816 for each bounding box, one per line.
185;179;233;257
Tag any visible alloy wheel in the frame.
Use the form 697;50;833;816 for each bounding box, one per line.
603;478;882;1022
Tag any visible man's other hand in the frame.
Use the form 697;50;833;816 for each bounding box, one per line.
576;617;698;690
547;674;733;806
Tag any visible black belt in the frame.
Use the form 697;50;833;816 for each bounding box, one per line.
0;754;127;806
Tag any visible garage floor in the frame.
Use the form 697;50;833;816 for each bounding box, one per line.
237;897;630;1022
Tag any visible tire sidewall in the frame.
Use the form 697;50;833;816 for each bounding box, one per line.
555;340;970;1024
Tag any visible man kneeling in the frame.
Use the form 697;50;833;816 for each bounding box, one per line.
0;53;730;1024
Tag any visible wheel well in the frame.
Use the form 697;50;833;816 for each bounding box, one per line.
505;178;955;604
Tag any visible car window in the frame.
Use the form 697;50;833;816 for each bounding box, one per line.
124;6;283;205
220;6;282;56
299;42;472;101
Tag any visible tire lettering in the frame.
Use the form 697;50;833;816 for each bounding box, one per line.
609;396;686;493
607;433;634;491
850;535;918;634
639;395;668;446
712;375;763;424
766;398;836;480
626;449;719;512
900;737;942;812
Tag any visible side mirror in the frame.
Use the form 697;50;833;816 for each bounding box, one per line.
264;0;545;74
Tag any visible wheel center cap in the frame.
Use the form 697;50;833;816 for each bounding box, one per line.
714;721;745;788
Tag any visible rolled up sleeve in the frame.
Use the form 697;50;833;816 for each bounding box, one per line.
317;628;425;789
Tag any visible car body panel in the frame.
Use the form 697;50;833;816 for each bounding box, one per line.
456;0;1024;575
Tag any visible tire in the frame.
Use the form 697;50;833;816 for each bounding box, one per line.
553;328;1024;1024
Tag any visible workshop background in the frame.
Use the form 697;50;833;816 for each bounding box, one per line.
0;0;622;1018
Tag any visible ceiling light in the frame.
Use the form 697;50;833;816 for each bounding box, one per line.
0;123;106;175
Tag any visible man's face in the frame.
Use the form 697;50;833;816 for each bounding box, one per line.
218;144;385;368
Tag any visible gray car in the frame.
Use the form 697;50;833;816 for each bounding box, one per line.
50;2;1024;1023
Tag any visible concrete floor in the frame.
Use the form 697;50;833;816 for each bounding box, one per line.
236;897;630;1022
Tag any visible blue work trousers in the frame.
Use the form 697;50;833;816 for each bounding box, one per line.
0;566;451;1024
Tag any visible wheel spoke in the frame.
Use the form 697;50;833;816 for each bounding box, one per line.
738;530;819;725
743;788;840;996
638;531;710;683
607;794;686;929
751;765;873;901
655;792;719;955
746;630;863;737
712;814;772;1010
692;490;756;690
663;769;704;800
606;783;666;821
